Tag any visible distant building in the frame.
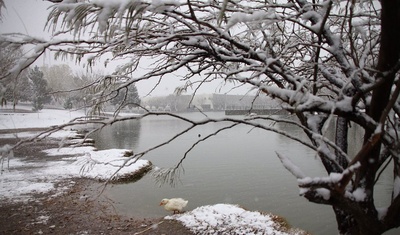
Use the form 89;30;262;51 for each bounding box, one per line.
211;94;281;110
141;93;282;112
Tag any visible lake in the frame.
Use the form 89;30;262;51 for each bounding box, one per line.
90;112;398;235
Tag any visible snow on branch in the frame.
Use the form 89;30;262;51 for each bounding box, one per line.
296;161;362;204
225;9;278;30
1;1;381;138
276;152;306;179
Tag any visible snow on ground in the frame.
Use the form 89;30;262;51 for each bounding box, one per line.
1;146;151;201
166;204;304;235
0;106;151;202
43;147;150;181
0;106;85;130
1;106;305;234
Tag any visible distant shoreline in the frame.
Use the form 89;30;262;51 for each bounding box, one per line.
0;127;50;134
225;108;290;115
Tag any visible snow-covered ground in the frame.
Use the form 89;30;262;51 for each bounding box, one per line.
0;106;304;234
1;146;151;201
0;106;84;130
167;204;304;235
0;106;151;201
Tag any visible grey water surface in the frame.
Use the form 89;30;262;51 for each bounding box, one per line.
89;112;398;235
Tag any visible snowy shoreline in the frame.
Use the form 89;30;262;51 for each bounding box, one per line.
0;106;153;201
0;106;306;235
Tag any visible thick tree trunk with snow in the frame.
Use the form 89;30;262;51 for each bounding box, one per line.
335;0;400;234
297;0;400;234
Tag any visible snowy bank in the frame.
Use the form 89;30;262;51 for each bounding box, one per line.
166;204;307;235
0;106;85;130
1;107;307;235
0;107;151;202
43;147;152;182
0;135;152;202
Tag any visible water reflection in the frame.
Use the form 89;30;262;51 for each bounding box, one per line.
91;120;141;150
89;112;399;235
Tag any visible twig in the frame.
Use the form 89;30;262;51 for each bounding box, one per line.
134;221;164;235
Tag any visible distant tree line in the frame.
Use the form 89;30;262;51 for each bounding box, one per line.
0;45;140;113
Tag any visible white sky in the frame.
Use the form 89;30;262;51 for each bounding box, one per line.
0;0;252;97
0;0;50;37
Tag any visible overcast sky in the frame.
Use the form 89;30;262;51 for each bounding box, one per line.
0;0;251;97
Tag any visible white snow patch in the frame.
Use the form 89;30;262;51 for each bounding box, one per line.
316;188;331;200
166;204;292;235
276;152;306;179
147;0;181;13
299;187;309;196
226;10;276;30
319;161;361;189
306;115;322;132
43;146;97;156
0;158;60;201
346;188;367;202
335;96;353;112
45;148;150;181
1;145;151;201
0;107;84;130
376;207;388;221
329;172;343;183
0;107;151;202
353;188;367;202
374;123;383;135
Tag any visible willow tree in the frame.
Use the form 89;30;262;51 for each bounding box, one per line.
1;0;399;234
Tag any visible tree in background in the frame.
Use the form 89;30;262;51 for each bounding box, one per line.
1;0;400;234
109;82;141;110
0;44;25;107
41;65;104;111
41;64;76;104
65;70;104;113
0;0;4;22
28;66;51;111
2;72;32;106
0;47;51;109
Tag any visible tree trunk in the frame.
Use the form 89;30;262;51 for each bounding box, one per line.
333;207;359;235
335;117;349;169
359;0;400;194
334;0;400;234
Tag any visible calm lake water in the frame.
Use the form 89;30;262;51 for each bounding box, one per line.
90;112;398;235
